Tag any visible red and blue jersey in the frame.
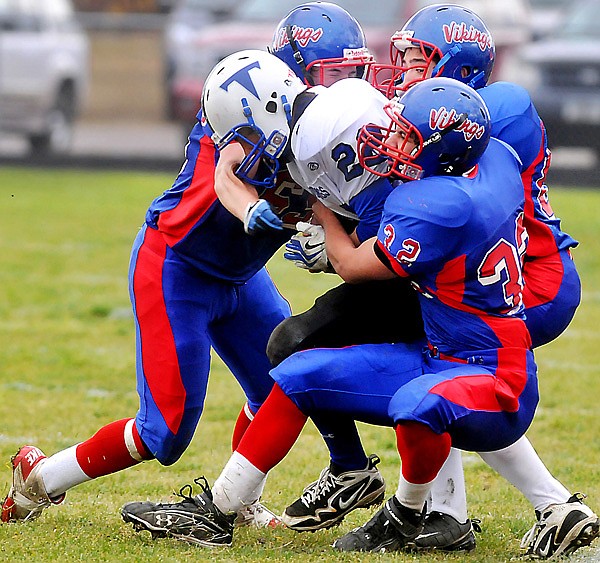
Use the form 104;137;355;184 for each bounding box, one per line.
376;138;531;359
480;82;578;258
144;111;390;282
145;119;312;283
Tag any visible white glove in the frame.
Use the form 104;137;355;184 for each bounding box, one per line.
284;221;332;273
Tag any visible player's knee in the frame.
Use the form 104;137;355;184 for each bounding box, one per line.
138;423;196;466
388;386;437;429
267;316;311;367
154;436;193;466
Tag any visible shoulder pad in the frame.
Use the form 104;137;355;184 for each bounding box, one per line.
387;180;472;228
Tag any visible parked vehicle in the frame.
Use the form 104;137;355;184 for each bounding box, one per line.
164;0;531;128
163;0;238;119
528;0;567;40
500;0;600;151
0;0;89;155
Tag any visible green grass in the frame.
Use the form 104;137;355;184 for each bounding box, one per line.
1;167;599;562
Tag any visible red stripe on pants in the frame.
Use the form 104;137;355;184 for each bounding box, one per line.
133;227;185;434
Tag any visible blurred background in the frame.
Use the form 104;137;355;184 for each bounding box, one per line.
0;0;598;185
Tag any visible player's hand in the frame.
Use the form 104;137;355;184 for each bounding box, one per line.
312;200;338;228
243;199;283;234
284;221;332;273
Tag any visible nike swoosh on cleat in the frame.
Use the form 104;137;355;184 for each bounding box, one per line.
338;484;371;511
537;526;557;558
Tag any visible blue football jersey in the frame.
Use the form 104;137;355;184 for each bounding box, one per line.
376;139;531;358
145;99;395;282
480;82;577;257
144;120;312;282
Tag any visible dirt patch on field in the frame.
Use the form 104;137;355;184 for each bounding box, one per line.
83;30;166;122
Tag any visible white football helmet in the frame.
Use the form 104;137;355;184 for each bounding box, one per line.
201;49;307;187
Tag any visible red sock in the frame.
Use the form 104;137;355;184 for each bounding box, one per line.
231;402;254;451
236;384;307;473
395;421;451;484
76;418;153;479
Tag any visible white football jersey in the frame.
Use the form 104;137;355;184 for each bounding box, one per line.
287;78;390;220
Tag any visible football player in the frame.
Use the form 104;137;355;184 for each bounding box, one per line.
121;77;541;556
364;4;596;558
121;6;597;558
319;76;537;553
270;4;596;558
0;1;376;529
0;49;305;529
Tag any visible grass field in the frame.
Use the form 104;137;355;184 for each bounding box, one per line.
1;166;599;562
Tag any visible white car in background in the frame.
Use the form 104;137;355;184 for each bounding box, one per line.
0;0;89;155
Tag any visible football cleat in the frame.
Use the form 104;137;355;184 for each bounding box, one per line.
121;476;235;547
1;445;65;523
281;453;385;531
234;499;282;529
333;495;425;552
520;493;600;559
408;511;479;551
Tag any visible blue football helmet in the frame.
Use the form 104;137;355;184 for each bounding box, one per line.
201;50;306;188
270;2;374;87
372;4;495;97
358;77;491;181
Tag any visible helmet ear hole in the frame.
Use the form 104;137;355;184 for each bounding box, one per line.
265;100;277;114
439;153;452;165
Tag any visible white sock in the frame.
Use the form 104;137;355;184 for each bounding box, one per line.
38;445;90;498
395;473;434;512
245;475;267;504
211;451;266;514
478;436;570;513
428;448;468;522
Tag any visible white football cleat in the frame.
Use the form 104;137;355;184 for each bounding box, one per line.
520;493;600;559
234;499;282;528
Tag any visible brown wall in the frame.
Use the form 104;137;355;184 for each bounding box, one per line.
83;30;165;122
73;0;166;13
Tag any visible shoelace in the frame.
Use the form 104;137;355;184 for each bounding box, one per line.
520;521;540;550
171;476;212;508
300;468;338;508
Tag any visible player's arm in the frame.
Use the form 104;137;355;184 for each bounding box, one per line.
313;201;394;283
214;143;259;220
214;142;282;234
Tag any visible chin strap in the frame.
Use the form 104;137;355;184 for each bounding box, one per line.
286;25;315;86
432;45;462;77
421;113;470;176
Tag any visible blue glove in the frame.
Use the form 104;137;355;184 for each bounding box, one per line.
284;221;332;273
243;199;283;235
